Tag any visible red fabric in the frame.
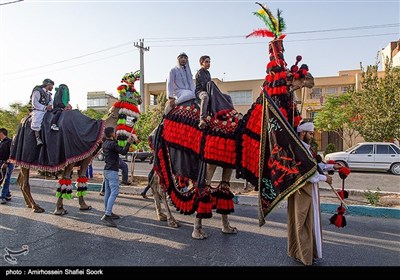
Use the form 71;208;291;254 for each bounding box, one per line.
163;119;202;154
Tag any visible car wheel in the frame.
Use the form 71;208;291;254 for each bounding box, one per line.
390;163;400;175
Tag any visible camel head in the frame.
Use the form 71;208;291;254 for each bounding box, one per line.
103;106;118;129
290;71;314;91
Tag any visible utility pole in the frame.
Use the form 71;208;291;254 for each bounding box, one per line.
134;39;149;112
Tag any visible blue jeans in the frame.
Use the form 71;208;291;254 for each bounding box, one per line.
100;158;128;193
119;158;128;183
85;164;93;179
103;170;119;216
1;163;14;199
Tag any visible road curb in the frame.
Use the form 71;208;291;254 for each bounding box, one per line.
10;177;400;219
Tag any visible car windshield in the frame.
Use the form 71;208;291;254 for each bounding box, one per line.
345;143;361;152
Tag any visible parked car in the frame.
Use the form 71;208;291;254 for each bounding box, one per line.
96;149;152;162
325;142;400;175
125;150;153;162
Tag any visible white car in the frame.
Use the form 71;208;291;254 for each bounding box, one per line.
325;142;400;175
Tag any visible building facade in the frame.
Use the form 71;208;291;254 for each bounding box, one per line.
86;91;118;114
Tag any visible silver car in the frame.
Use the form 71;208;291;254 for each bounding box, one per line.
325;142;400;175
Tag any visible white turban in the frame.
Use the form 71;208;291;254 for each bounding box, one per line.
297;122;314;133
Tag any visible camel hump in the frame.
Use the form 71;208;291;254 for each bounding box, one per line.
11;110;104;171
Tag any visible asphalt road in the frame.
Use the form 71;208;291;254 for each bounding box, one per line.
92;159;400;193
0;184;399;270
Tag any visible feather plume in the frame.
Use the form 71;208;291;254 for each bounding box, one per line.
256;2;278;33
253;11;274;32
276;9;286;35
251;2;286;39
246;29;275;38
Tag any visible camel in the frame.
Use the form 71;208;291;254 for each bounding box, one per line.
11;110;105;214
148;68;314;239
11;71;142;215
150;6;317;237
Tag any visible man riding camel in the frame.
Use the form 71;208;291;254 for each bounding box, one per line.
30;78;54;146
165;52;196;115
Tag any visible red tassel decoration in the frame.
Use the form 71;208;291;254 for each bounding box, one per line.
329;206;347;228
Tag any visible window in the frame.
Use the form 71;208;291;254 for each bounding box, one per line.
150;94;158;106
228;90;253;105
310;88;322;99
377;144;396;154
325;87;338;94
87;98;107;107
354;144;373;154
341;86;349;93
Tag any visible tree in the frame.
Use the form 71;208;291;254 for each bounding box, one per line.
0;102;31;137
81;108;106;120
134;92;167;150
314;92;360;148
350;60;400;142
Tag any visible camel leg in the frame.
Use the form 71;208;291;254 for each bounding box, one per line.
18;168;45;213
75;160;92;211
192;218;207;240
191;163;218;239
221;168;237;234
54;197;68;215
151;174;179;227
151;175;167;221
205;164;217;185
17;171;31;207
160;185;179;228
221;214;238;234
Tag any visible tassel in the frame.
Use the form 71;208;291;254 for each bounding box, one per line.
329;205;346;228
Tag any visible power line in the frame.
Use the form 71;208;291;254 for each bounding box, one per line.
0;0;23;6
151;33;398;48
3;23;399;76
144;23;399;42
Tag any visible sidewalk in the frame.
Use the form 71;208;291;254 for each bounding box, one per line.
10;176;400;219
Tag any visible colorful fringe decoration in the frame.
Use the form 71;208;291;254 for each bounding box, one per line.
114;71;141;148
75;176;88;197
56;178;73;199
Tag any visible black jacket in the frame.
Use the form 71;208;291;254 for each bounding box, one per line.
195;68;211;95
102;139;131;171
0;137;12;162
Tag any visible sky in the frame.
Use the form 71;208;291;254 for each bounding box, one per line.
0;0;399;110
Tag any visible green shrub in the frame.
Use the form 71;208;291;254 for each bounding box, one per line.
363;187;381;206
324;143;336;157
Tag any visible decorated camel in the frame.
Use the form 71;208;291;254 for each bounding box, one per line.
10;73;142;215
150;3;317;239
10;84;104;214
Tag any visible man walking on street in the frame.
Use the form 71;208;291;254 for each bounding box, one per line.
0;128;14;204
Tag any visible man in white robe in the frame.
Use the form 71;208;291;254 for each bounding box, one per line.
287;121;340;265
165;52;196;115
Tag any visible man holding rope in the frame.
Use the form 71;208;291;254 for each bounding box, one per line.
287;121;341;266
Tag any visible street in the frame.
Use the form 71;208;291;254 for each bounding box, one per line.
0;183;399;269
91;159;400;193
